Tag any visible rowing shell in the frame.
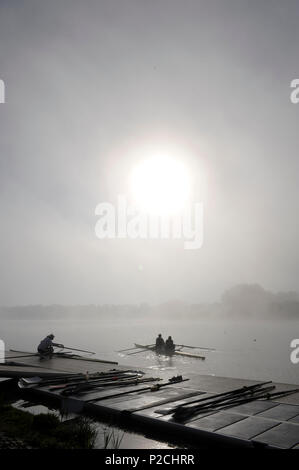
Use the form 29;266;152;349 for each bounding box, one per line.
134;344;205;360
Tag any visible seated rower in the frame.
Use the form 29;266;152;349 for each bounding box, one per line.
37;334;64;359
165;336;175;355
155;334;165;354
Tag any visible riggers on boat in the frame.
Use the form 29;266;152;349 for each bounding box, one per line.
134;343;205;360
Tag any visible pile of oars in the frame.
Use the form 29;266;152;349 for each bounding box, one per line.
47;373;188;397
19;373;93;387
60;374;160;397
19;369;145;390
162;381;299;422
49;370;144;389
29;369;156;397
87;375;189;404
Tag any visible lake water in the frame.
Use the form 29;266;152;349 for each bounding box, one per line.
2;313;299;448
1;314;298;385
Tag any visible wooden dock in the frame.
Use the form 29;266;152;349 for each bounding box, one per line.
1;350;299;449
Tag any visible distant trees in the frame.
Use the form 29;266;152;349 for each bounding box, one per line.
221;284;299;318
0;284;298;319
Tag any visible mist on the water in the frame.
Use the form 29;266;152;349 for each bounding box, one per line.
1;284;298;385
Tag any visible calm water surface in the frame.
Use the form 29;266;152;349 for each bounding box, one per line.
2;313;299;448
2;315;298;385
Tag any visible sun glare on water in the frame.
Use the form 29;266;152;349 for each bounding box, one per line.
130;155;191;216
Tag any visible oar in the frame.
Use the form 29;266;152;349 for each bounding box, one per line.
117;347;141;353
173;383;274;421
211;387;299;413
51;373;142;391
194;386;275;413
172;387;275;422
61;375;151;396
127;349;155;356
48;370;142;386
5;354;40;359
217;387;286;411
127;347;155;356
178;380;272;408
57;354;118;365
262;388;299;400
176;344;216;351
159;381;273;417
87;376;187;403
172;386;277;421
31;370;141;388
19;373;87;388
87;380;162;403
57;346;96;355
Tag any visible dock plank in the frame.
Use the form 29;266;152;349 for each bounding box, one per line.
5;350;299;448
228;400;279;415
217;416;280;440
187;411;247;432
253;422;299;449
257;404;299;421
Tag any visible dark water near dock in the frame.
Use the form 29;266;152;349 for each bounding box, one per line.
9;397;175;449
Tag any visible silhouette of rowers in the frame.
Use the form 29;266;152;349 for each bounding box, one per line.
155;334;165;353
165;336;175;355
37;334;64;359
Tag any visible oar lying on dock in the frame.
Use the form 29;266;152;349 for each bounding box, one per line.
18;373;89;388
169;382;299;422
49;371;143;391
127;388;204;413
60;375;161;396
59;374;187;397
217;387;299;412
19;369;145;389
158;381;273;419
180;385;276;417
87;375;189;403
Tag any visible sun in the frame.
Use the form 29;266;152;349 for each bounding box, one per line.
130;155;191;215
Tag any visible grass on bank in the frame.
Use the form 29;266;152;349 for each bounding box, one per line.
0;403;97;449
103;426;124;449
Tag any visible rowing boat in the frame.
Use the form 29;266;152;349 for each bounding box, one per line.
134;344;205;360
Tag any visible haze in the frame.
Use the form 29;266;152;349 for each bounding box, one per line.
0;1;299;306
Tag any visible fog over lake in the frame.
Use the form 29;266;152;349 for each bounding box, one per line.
2;284;298;385
1;2;299;400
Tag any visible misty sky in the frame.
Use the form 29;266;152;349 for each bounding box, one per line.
0;1;299;305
